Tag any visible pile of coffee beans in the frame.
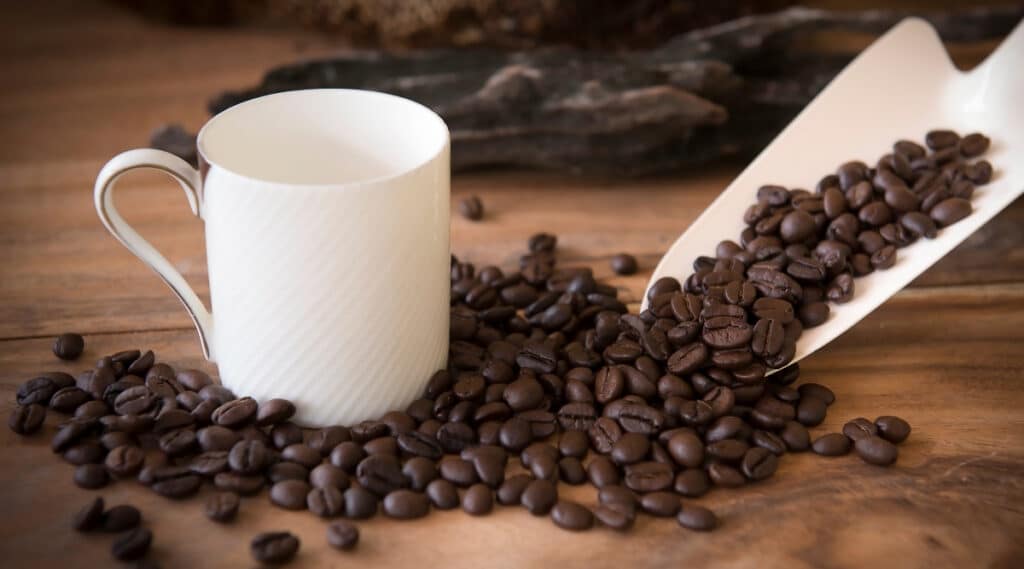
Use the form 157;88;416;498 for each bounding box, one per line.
7;130;989;565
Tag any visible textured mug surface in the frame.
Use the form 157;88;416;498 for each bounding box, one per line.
95;89;451;426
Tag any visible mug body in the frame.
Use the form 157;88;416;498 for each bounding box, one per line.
197;89;450;426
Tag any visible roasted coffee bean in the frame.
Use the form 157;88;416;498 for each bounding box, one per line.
556;402;596;431
812;433;852;456
52;418;96;452
871;244;897;269
496;474;531;506
63;442;106;465
269;462;309;484
18;376;59;406
205;491;240;523
188;450;229;476
356;454;407;495
740;447;778;481
214;472;264;496
72;496;105;532
610;253;638;275
677;505;718;532
558;429;589;459
674;468;710;497
797;383;835;405
270;479;311;510
278;443;321;469
706;439;748;462
930;197;972;227
48;386;90;413
617;403;664;435
959;132;990;157
551;500;594;531
400;457;437;492
327;520;360;551
855;435;899;466
198;425;241;452
225;438;273;473
251;531;299;565
112;528;152;561
100;504;141;532
875;415;911;443
594;503;635;531
53;333;85;360
796;396;828;426
9;404;45;435
152;469;202;499
640;491;680;517
330;442;366;473
517;342;557;374
211;397;257;427
623;461;673;492
159;428;197;457
74;463;109;489
105;444;146;477
459;195;484;221
461;483;494;516
667;432;704;468
610;432;649;465
420;478;457;511
341;486;377;519
383;489;430;519
255;399;295;426
707;462;745;488
842;417;878;441
587;455;620;488
678;400;714;427
307;486;345;518
307;425;350;455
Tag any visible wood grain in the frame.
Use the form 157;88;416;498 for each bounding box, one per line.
0;1;1022;568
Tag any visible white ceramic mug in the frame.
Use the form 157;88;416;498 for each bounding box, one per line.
94;89;451;426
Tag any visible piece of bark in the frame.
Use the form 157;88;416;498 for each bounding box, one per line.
153;6;1021;176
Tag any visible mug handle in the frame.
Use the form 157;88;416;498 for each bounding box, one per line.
94;149;215;360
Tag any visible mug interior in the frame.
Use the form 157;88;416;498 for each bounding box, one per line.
198;89;449;186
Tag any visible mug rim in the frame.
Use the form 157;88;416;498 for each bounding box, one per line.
196;88;450;189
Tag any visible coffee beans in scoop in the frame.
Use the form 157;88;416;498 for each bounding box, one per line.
9;130;982;563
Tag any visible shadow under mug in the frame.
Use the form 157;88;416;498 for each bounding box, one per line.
94;89;451;426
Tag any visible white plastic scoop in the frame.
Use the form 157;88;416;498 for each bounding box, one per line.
644;18;1024;368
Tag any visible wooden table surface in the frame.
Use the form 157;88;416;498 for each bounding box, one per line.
1;2;1022;568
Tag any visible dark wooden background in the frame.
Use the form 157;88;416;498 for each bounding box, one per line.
1;2;1022;568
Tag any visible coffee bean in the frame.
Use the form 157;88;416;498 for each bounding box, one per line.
667;432;704;468
205;491;240;522
796;396;827;426
594;503;635;531
551;500;594;531
842;417;878;441
9;404;45;435
101;504;141;532
211;397;257;427
73;463;108;489
49;386;91;413
356;454;407;495
307;486;345;518
326;520;359;551
53;418;96;452
383;489;430;519
251;531;299;565
498;416;533;451
586;455;620;488
740;447;778;481
610;253;638;275
855;435;899;466
811;433;852;456
640;491;681;517
72;496;105;531
112;528;152;561
677;505;718;532
151;469;202;499
255;399;295;426
930;197;972;227
459;196;484;221
343;486;378;519
751;430;787;455
159;428;197;457
461;483;493;516
198;384;234;405
797;383;835;405
270;479;311;510
228;440;273;474
63;442;106;465
214;472;264;496
874;415;911;444
623;461;673;492
925;129;960;150
269;462;309;484
281;443;322;468
53;333;85;360
106;444;145;477
198;425;241;452
707;462;745;488
330;441;366;473
18;376;58;406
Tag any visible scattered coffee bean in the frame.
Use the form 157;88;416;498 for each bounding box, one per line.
551;500;594;531
811;433;852;456
326;520;359;551
9;404;45;435
72;496;105;532
854;435;899;466
677;505;718;531
459;196;484;221
610;254;638;275
874;415;911;444
251;531;299;565
111;528;152;561
205;492;240;523
74;463;109;489
53;333;85;360
101;504;141;532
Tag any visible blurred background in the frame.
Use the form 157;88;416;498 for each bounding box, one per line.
2;0;1020;178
